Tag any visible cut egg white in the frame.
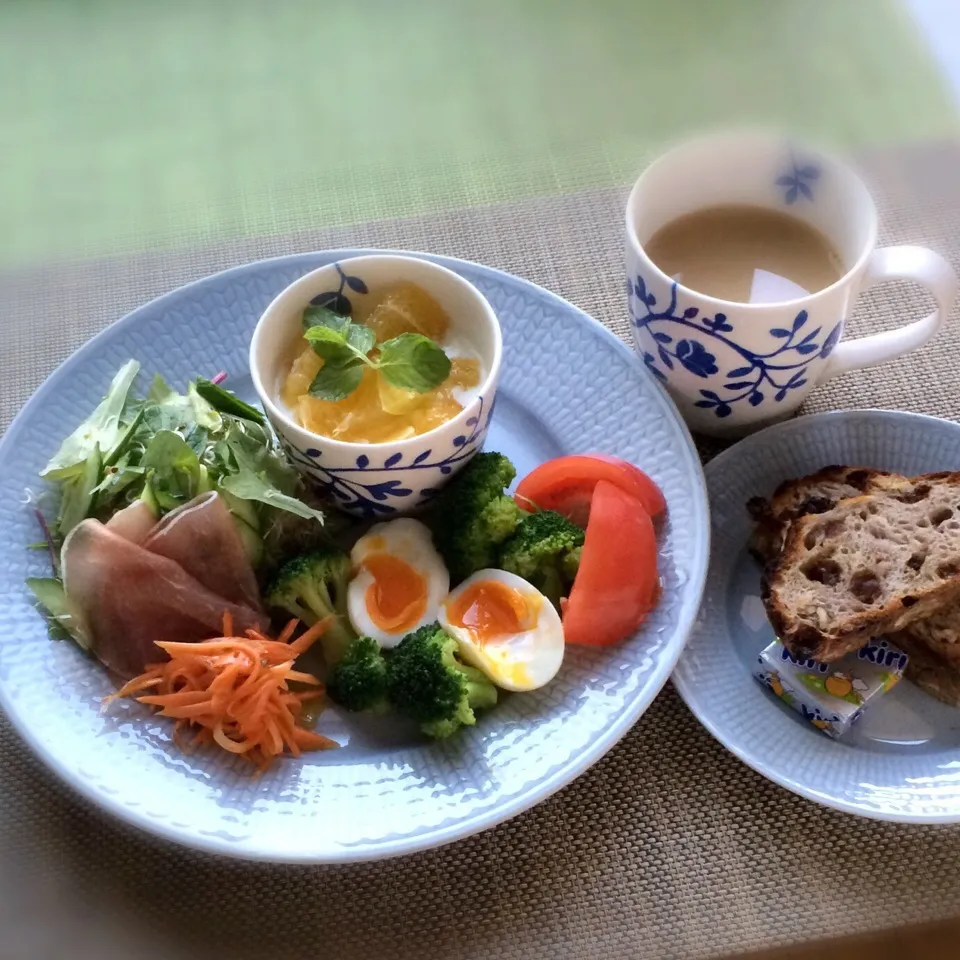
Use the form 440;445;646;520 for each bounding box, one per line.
438;569;564;692
347;518;450;648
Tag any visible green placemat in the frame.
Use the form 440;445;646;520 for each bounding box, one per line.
2;0;956;265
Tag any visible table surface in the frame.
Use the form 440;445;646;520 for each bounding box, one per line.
724;916;960;959
5;3;960;959
2;0;958;270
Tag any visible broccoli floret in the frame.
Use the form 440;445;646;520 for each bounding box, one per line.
388;623;497;739
498;509;585;607
327;636;389;713
431;451;523;583
561;545;582;582
265;548;356;666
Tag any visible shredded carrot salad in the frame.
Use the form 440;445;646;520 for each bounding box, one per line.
104;614;339;772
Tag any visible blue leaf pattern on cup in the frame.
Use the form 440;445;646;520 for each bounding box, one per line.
642;352;668;382
820;323;842;358
693;390;733;419
309;290;353;316
308;262;370;317
278;397;489;517
776;153;820;204
702;312;733;333
630;275;839;419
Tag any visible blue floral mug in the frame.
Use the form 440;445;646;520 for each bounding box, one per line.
626;131;958;436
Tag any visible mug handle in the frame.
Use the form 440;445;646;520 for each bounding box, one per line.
822;245;958;380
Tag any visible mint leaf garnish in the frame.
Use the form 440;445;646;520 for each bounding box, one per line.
302;305;350;335
345;323;376;356
301;306;452;400
304;324;352;356
308;353;366;401
378;333;452;392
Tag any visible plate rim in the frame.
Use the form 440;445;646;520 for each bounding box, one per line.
672;407;960;824
0;248;711;861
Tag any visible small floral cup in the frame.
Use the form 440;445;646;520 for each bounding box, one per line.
250;254;502;517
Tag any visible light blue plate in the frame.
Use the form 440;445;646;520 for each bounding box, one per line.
673;410;960;822
0;250;709;862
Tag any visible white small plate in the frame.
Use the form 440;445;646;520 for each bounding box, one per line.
0;250;710;861
673;409;960;822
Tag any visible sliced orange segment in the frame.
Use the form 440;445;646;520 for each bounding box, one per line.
365;283;451;343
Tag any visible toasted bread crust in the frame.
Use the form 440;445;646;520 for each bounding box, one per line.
760;472;960;662
747;466;894;564
893;631;960;707
899;609;960;663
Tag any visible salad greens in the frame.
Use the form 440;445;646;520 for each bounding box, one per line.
39;360;324;545
302;305;451;401
25;577;83;645
40;362;141;482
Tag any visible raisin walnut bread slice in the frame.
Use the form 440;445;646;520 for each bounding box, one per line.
747;465;898;564
890;629;960;707
750;468;960;699
761;472;960;662
895;607;960;665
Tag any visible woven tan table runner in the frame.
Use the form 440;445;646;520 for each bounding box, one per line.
3;143;960;960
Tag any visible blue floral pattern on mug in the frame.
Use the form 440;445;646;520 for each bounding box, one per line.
279;397;493;517
776;151;821;204
630;276;841;419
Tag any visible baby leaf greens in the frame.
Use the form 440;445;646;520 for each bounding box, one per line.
302;305;451;401
39;362;324;543
24;578;83;645
194;377;265;424
41;361;141;481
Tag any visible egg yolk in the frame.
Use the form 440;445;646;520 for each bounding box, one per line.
362;553;428;633
446;580;540;643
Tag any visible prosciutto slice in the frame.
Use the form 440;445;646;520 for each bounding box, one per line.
104;500;158;545
141;492;261;610
62;499;267;679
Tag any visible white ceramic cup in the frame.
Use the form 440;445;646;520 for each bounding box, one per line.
250;254;502;517
625;132;958;436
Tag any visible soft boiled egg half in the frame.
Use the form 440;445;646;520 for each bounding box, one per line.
438;569;564;692
347;518;449;648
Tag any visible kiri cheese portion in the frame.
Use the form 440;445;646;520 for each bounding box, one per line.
753;637;909;739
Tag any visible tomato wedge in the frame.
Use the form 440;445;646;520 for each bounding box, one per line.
562;480;659;646
515;454;665;527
